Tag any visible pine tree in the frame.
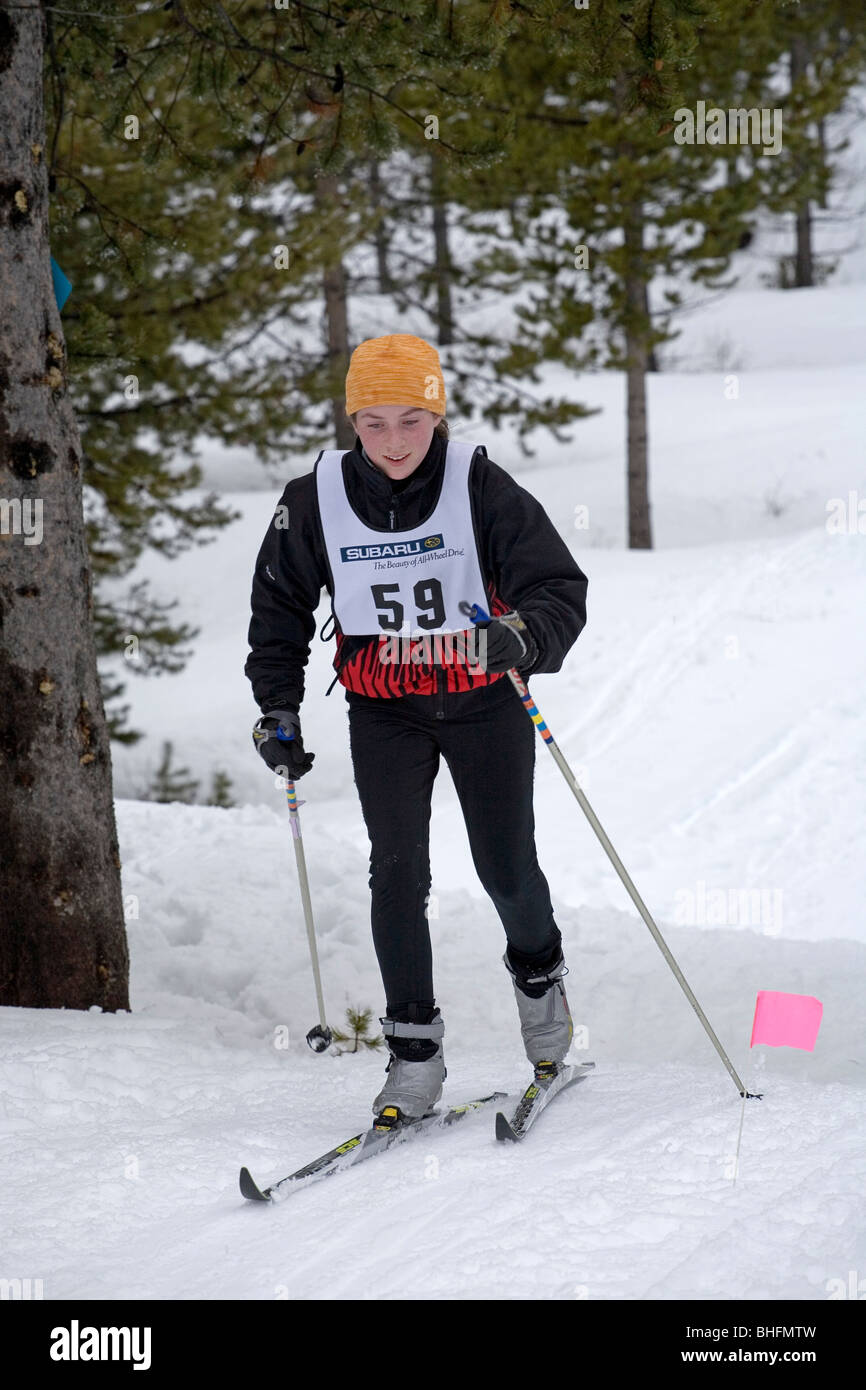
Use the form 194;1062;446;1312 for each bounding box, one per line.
760;0;866;289
331;1007;385;1055
207;770;235;809
0;0;129;1009
146;741;199;805
442;1;838;545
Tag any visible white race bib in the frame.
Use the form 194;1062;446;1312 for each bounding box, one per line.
315;441;489;637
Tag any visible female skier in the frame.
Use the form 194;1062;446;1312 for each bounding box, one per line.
245;333;588;1125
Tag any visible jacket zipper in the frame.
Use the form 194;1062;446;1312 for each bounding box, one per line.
389;494;443;713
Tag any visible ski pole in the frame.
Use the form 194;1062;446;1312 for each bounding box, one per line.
275;726;332;1053
459;601;759;1100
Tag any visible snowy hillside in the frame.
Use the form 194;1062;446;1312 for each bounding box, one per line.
3;118;866;1303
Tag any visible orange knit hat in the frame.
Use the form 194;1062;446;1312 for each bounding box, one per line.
345;334;446;417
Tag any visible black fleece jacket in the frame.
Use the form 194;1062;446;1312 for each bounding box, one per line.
244;432;588;712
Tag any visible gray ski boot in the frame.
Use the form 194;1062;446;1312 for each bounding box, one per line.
503;944;573;1068
372;1006;446;1125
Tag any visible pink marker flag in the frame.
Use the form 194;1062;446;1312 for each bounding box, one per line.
750;991;822;1051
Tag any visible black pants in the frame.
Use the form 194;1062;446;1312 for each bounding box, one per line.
346;676;562;1015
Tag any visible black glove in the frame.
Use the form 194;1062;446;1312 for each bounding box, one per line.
252;708;315;779
474;611;539;674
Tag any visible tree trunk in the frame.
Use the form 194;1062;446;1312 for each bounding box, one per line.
790;35;814;288
430;152;455;346
816;117;827;210
623;204;653;550
368;159;393;294
641;278;659;372
0;2;129;1009
317;173;354;448
613;71;652;549
794;200;814;287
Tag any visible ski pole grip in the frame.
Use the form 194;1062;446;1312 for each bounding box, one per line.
275;726;296;742
460;600;490;624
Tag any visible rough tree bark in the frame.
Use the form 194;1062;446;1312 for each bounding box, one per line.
317;172;354;448
623;197;653;551
0;0;129;1008
641;278;659;373
790;34;815;288
614;72;652;550
430;151;455;346
368;158;393;294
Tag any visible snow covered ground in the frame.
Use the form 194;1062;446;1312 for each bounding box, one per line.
3;791;863;1299
3;153;866;1303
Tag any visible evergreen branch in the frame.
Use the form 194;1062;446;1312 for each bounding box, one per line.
5;4;166;13
52;165;159;245
167;0;502;158
63;285;238;321
196;301;300;370
254;80;299;159
76;382;270;417
130;36;196;159
414;71;591;128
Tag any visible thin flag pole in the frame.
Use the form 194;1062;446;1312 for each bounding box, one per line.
733;1087;749;1186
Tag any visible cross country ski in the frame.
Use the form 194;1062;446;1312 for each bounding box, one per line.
240;1091;507;1204
495;1061;596;1142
